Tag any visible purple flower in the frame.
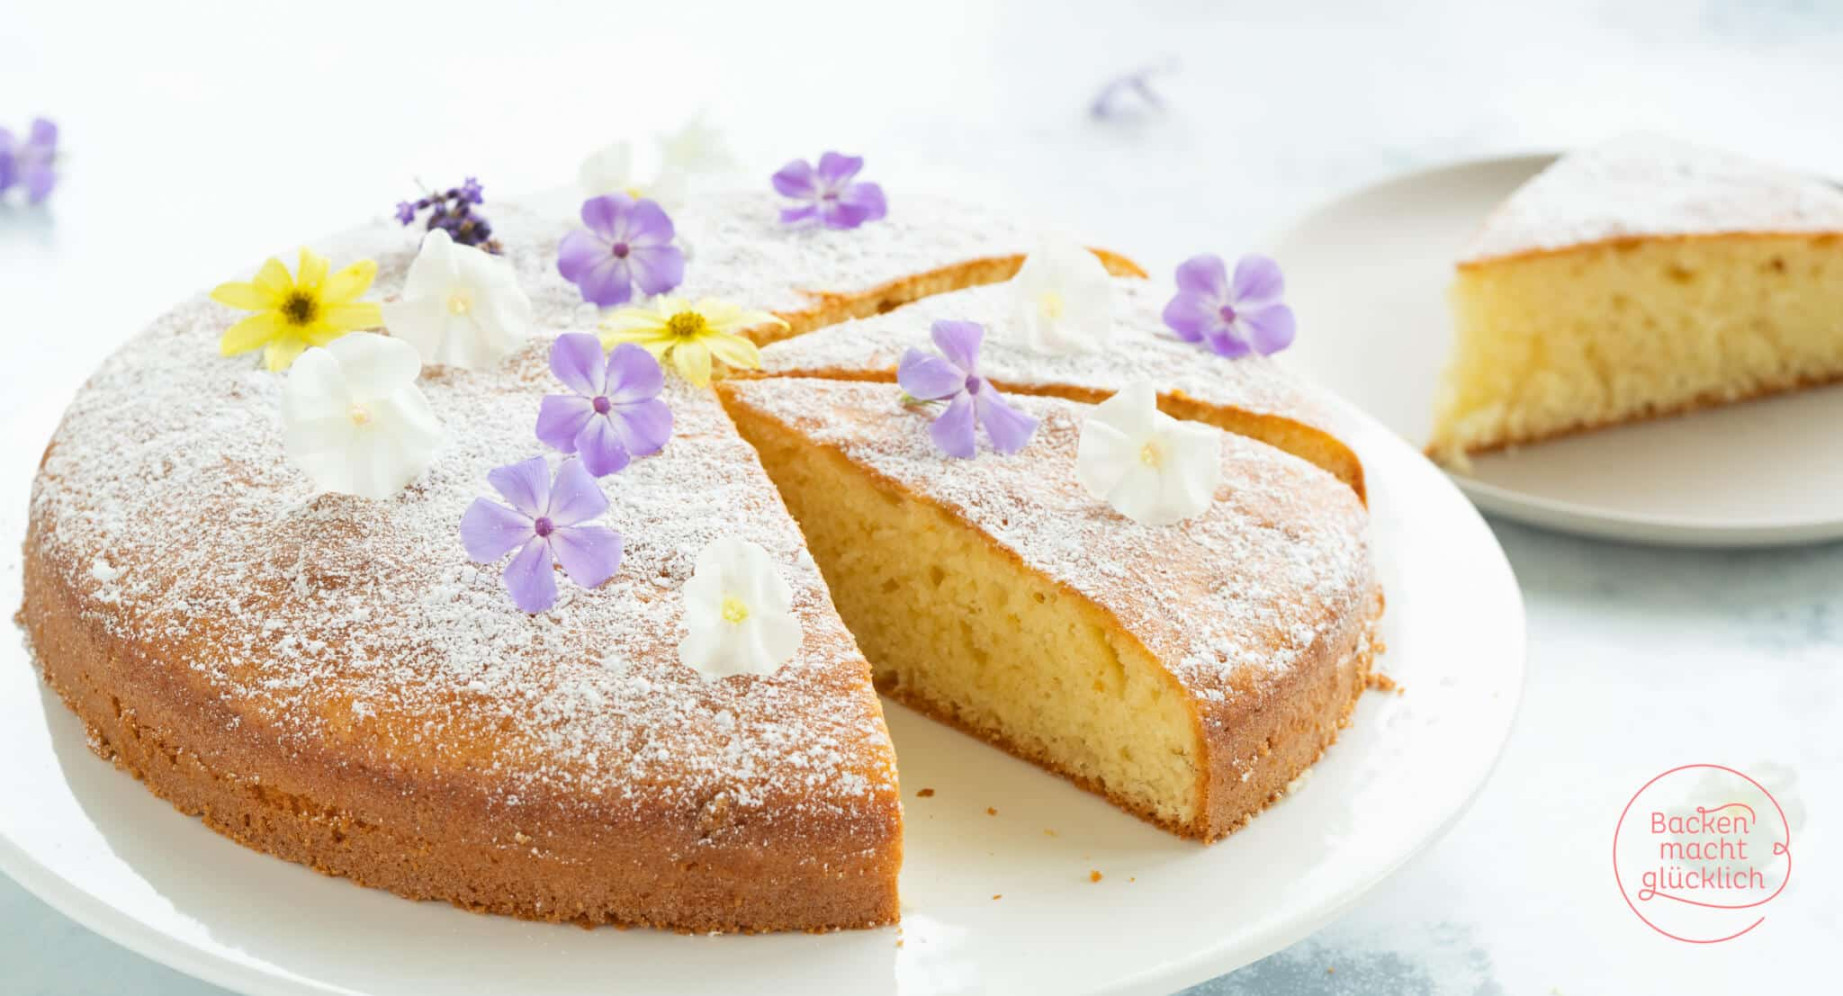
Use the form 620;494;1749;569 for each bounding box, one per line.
459;176;484;204
536;334;674;476
1162;254;1296;358
460;457;623;613
394;200;419;225
772;152;888;230
0;118;59;204
556;194;685;307
897;320;1038;458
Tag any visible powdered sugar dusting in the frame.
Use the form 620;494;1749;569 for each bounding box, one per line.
723;378;1375;700
28;204;911;827
1462;135;1843;263
671;190;1037;316
757;277;1345;439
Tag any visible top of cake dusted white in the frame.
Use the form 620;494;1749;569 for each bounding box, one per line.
1460;135;1843;264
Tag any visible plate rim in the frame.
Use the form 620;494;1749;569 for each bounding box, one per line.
1269;149;1843;549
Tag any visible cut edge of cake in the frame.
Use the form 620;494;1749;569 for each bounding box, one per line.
718;377;1383;841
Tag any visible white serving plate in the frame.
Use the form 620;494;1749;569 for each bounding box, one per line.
1270;152;1843;548
0;382;1524;996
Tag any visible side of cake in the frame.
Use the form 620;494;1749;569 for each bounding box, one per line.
1432;135;1843;463
720;377;1380;839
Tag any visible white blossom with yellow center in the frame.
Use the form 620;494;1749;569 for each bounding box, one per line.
1076;381;1222;526
380;228;532;369
578;114;737;212
677;536;803;681
1007;239;1115;355
281;333;443;499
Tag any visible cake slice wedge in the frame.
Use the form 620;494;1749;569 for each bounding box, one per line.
1432;135;1843;463
720;377;1381;840
751;277;1366;499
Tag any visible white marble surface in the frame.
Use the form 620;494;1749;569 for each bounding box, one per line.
2;1;1838;992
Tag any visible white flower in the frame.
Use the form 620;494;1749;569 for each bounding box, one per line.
1076;381;1222;525
281;333;442;499
578;114;737;211
1007;239;1115;355
380;229;532;369
677;536;802;681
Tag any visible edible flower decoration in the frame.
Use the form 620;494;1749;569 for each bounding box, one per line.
897;320;1038;459
1162;254;1296;357
536;333;674;477
772;152;888;230
460;457;623;614
1007;240;1115;355
599;296;783;388
213;248;382;371
557;194;685;307
1076;381;1222;526
381;228;533;368
579;114;736;210
0;117;59;204
678;535;802;681
281;334;442;499
395;177;500;253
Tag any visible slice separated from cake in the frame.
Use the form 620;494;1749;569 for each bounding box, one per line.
1432;135;1843;463
720;377;1381;840
752;277;1367;499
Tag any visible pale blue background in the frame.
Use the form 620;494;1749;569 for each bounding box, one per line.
3;1;1839;993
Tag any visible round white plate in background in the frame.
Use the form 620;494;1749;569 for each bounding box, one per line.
1270;153;1843;548
0;383;1524;996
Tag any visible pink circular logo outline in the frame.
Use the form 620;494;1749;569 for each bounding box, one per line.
1612;763;1793;944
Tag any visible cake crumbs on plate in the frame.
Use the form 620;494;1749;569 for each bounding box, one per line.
986;806;997;816
1367;671;1401;693
915;787;935;798
1089;870;1103;883
992;894;1002;900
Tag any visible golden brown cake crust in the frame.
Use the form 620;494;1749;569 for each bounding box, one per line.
20;540;901;932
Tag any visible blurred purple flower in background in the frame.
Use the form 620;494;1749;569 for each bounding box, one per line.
0;118;60;203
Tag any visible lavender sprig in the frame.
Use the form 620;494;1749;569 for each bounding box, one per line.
396;177;501;254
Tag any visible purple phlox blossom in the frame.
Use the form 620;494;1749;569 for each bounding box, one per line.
1161;253;1296;357
460;456;623;614
536;334;674;477
0;118;59;203
772;152;888;230
896;320;1039;459
556;194;685;307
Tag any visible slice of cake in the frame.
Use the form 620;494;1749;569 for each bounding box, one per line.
752;277;1367;499
1431;135;1843;463
719;377;1381;840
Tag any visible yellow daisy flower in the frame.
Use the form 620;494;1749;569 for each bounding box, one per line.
599;296;787;387
211;248;383;371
